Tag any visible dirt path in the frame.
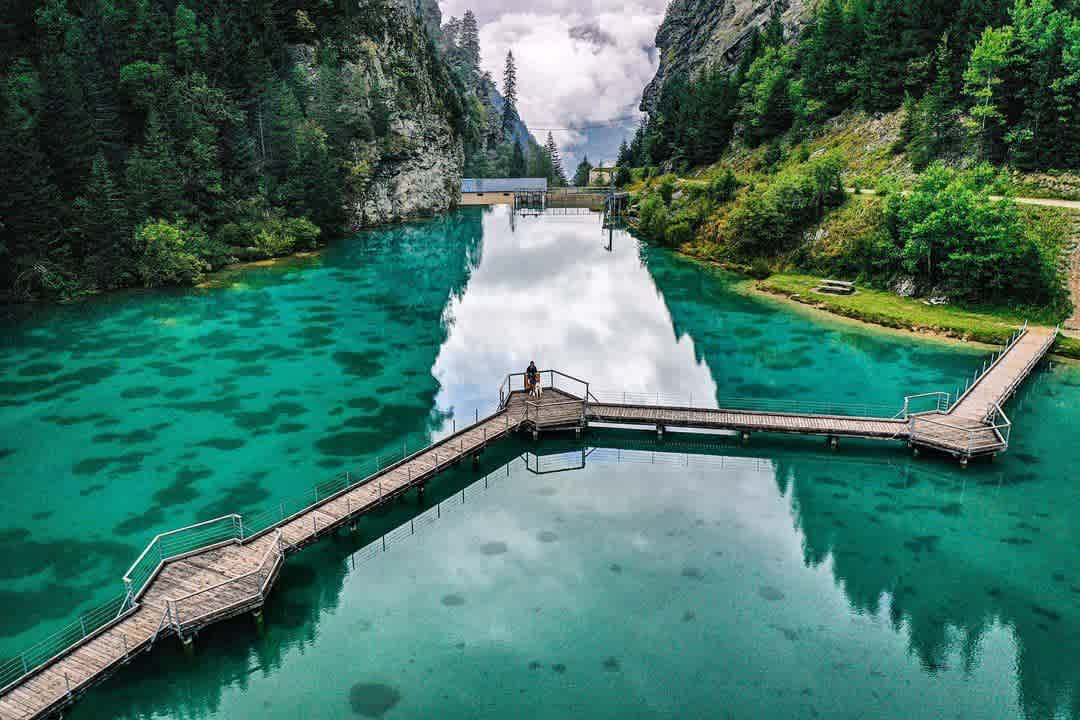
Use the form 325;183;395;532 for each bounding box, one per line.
1066;242;1080;333
846;188;1080;210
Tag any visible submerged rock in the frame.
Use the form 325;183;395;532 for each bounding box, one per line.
348;683;402;718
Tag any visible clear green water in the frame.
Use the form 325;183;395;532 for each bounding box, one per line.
1;206;1078;718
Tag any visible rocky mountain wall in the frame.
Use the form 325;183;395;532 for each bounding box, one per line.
641;0;811;112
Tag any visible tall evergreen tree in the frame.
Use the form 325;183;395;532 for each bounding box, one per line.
509;141;527;176
572;155;593;186
501;50;518;135
460;11;481;72
964;26;1013;159
543;132;567;186
856;0;907;112
907;34;961;169
71;152;128;284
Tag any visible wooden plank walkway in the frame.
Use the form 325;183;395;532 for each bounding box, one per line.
909;325;1057;460
0;399;531;720
0;327;1057;718
585;403;908;440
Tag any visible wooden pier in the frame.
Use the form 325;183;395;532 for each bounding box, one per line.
0;326;1058;719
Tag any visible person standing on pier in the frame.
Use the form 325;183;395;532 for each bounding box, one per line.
526;361;538;396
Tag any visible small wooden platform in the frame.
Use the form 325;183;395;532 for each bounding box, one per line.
908;325;1057;461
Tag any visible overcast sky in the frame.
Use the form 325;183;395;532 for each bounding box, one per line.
439;0;668;168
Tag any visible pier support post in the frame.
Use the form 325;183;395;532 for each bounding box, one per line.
472;454;480;468
656;423;664;439
740;431;750;445
959;456;969;469
827;435;839;450
912;446;921;458
417;484;426;501
532;429;539;441
181;634;195;655
575;425;582;439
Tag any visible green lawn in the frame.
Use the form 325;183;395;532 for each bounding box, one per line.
756;273;1080;359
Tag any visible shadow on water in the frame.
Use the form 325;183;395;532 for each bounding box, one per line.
67;428;1080;720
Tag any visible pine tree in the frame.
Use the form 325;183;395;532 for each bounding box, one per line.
72;152;128;285
963;26;1012;160
509;141;527;176
572;155;593;186
763;3;786;48
39;51;96;199
461;11;481;72
501;50;518;135
907;34;961;169
802;0;852;113
0;62;64;291
125;111;184;221
442;16;462;54
544;132;566;186
856;0;906;112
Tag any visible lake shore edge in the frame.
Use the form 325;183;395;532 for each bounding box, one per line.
677;252;1080;361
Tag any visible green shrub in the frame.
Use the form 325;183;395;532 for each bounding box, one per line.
748;258;773;279
220;214;321;258
666;220;694;246
614;165;632;186
708;168;739;202
884;162;1063;305
717;152;846;256
638;194;669;241
133;220;208;287
657;174;677;204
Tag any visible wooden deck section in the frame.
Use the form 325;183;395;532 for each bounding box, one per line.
0;327;1057;719
0;399;531;720
908;325;1057;461
586;402;907;440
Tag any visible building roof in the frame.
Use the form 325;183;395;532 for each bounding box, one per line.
461;178;549;193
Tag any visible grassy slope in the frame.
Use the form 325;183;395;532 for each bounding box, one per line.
637;109;1080;358
757;273;1080;359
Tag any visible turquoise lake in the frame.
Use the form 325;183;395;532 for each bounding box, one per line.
1;206;1078;719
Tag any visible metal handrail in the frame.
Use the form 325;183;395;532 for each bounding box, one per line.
168;532;284;632
908;406;1012;453
587;389;903;420
500;369;590;407
953;321;1028;410
901;392;952;418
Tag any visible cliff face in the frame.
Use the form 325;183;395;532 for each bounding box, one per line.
641;0;811;112
341;0;464;228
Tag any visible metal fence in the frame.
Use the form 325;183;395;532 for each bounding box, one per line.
0;593;128;691
586;389;903;419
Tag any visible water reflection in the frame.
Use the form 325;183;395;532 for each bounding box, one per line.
431;206;718;414
69;432;1078;720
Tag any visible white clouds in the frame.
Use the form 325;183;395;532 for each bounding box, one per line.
439;0;667;166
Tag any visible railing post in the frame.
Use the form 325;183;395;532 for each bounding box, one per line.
238;516;245;540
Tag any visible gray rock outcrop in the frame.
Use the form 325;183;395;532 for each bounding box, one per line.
641;0;811;112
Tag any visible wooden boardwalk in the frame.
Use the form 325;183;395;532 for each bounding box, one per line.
0;398;531;720
908;325;1057;461
0;327;1057;719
